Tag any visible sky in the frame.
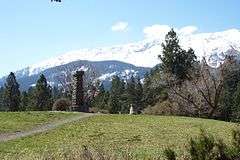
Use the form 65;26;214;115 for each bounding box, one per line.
0;0;240;76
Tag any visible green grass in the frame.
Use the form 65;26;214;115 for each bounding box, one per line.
0;111;79;133
0;115;238;159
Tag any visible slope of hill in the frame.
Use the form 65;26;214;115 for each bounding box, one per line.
0;115;237;159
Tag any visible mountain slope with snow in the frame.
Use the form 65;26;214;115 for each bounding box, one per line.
27;29;240;76
1;28;240;90
0;60;150;90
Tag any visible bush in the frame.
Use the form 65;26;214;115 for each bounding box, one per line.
52;98;71;111
165;128;240;160
163;148;176;160
143;100;178;115
188;129;216;160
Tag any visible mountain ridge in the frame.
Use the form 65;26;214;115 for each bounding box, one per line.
0;60;150;90
24;28;240;76
1;28;240;90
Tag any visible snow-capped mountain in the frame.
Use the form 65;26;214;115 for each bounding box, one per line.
26;29;240;76
1;28;240;90
0;60;150;90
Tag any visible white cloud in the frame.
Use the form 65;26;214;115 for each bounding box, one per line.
143;24;198;39
111;21;129;32
179;26;198;35
143;25;171;39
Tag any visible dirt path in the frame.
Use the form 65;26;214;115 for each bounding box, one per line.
0;113;95;143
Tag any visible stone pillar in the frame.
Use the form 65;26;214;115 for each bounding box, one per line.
71;71;88;112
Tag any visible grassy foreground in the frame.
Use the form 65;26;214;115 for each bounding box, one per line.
0;115;238;159
0;112;79;133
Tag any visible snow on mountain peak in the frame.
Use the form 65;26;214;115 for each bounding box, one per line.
28;28;240;76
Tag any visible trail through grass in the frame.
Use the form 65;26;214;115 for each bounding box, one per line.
0;115;238;159
0;112;79;133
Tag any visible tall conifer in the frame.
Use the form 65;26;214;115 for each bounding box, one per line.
108;76;125;113
4;72;21;111
160;29;197;80
34;74;52;111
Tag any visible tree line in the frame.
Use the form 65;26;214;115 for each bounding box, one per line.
1;28;240;122
0;73;52;111
0;72;145;113
91;76;144;114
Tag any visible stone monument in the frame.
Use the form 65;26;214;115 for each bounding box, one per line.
129;104;134;115
71;71;88;112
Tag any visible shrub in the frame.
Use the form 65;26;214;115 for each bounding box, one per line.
232;128;240;157
163;148;176;160
188;129;216;160
143;100;178;115
52;98;71;111
165;128;240;160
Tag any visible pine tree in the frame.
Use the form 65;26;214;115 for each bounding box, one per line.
233;81;240;121
0;87;5;111
221;62;240;121
25;87;35;111
142;68;168;108
34;74;52;111
108;76;125;114
20;91;28;111
159;29;197;80
135;77;143;113
3;72;21;111
96;83;107;109
125;76;137;113
142;72;158;107
142;73;151;105
91;83;109;110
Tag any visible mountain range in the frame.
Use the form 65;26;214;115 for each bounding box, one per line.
0;28;240;90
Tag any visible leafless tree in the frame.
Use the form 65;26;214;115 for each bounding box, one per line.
167;58;231;118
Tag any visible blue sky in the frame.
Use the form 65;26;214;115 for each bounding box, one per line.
0;0;239;76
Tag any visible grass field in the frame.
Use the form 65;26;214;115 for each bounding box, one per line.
0;112;79;133
0;114;238;159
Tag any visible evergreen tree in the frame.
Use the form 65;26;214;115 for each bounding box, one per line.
135;77;143;113
119;79;129;113
108;76;125;114
124;76;137;113
0;87;4;111
20;91;28;111
34;74;52;111
233;81;240;121
221;61;240;121
142;73;153;106
159;29;197;80
3;72;21;111
142;68;168;108
91;83;109;110
25;87;35;111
